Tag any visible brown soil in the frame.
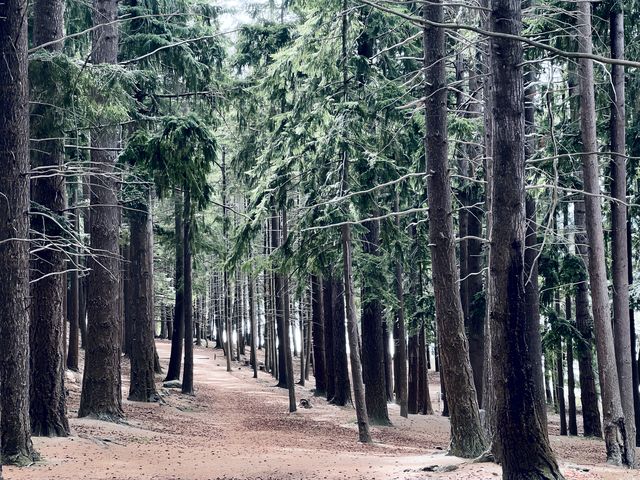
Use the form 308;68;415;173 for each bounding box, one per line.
8;340;639;480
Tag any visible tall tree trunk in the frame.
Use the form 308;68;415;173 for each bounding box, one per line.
323;274;336;401
29;0;70;439
418;320;433;415
0;0;36;464
382;319;394;402
249;269;258;378
331;278;351;406
127;186;158;402
271;210;288;388
610;4;636;456
165;192;185;381
281;209;297;412
578;0;631;465
408;333;419;415
556;340;567;436
67;182;81;371
361;218;390;425
423;0;485;457
393;200;408;417
79;0;124;420
488;0;562;474
182;187;194;395
629;219;640;446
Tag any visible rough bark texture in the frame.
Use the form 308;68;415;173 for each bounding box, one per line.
578;0;631;465
609;5;636;458
166;193;185;381
182;188;194;395
423;0;486;458
488;0;563;475
574;185;603;438
323;275;336;402
311;275;327;396
127;188;158;402
393;239;408;417
361;219;390;425
331;279;351;406
29;0;70;439
78;0;124;420
0;0;36;463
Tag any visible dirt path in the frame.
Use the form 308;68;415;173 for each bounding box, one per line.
7;341;638;479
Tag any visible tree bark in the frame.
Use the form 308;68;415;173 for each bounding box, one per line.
323;274;336;402
182;187;194;395
29;0;70;438
79;0;124;421
0;0;36;463
488;0;563;474
165;192;185;381
578;0;631;465
127;186;158;402
361;218;390;425
609;4;636;457
423;0;485;457
331;278;351;406
311;275;327;395
393;204;409;417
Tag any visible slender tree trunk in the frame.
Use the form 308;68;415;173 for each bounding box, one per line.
79;0;124;420
166;192;185;381
408;333;419;414
383;319;394;402
488;0;562;474
127;186;158;402
610;4;636;457
418;321;433;415
393;211;408;417
331;278;351;406
272;211;288;388
629;219;640;446
578;0;631;465
323;274;336;401
0;0;36;463
68;182;81;372
361;218;390;425
281;209;297;412
29;0;70;439
556;340;567;436
182;188;194;395
423;0;485;457
249;266;258;379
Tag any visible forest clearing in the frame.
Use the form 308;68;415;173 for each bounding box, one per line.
4;342;634;480
4;0;640;479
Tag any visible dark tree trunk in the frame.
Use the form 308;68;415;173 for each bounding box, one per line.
0;0;36;463
393;206;408;417
578;0;629;463
408;333;419;415
556;341;567;436
488;0;562;473
67;183;81;372
361;219;390;424
122;242;133;357
567;333;578;436
79;0;123;420
311;275;327;396
629;219;640;446
382;319;393;402
323;274;336;401
29;0;70;439
271;211;288;388
573;173;603;438
524;197;547;428
182;187;194;395
423;0;485;457
281;209;297;412
610;5;636;455
249;268;258;379
127;187;158;402
331;278;351;407
418;321;433;415
165;192;185;381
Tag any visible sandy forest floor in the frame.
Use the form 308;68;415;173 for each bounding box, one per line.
7;340;640;480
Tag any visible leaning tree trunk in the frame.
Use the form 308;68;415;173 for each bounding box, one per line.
166;192;185;381
609;4;636;456
578;0;632;465
423;0;486;457
79;0;124;420
0;0;36;464
29;0;70;438
182;187;194;395
127;186;158;402
488;0;563;475
311;275;327;396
